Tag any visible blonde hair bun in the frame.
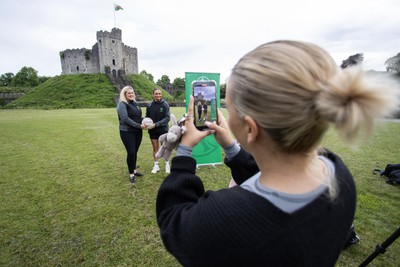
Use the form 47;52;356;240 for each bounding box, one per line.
316;67;400;142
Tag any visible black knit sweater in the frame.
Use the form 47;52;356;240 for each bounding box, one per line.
156;149;356;267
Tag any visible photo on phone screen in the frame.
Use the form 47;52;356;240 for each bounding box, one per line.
192;80;218;130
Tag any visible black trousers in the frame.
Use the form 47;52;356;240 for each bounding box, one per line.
120;130;143;174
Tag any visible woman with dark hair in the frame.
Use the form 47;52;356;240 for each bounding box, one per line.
146;88;171;174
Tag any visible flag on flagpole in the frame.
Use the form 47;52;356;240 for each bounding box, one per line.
114;4;123;11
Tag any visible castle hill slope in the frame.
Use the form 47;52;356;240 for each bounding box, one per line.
6;74;171;109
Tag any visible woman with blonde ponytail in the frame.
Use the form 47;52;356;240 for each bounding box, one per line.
156;40;400;266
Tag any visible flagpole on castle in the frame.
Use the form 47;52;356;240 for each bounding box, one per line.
114;8;116;28
113;4;123;28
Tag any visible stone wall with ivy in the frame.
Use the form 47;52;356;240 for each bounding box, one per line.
59;46;99;75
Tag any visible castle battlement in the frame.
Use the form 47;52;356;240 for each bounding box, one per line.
60;28;138;76
61;48;89;53
123;44;137;52
96;28;122;40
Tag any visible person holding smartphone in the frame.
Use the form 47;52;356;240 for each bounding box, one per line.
146;88;171;174
156;41;400;266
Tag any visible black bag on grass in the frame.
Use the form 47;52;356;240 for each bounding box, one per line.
373;164;400;185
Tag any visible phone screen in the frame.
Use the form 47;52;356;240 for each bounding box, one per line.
192;81;218;130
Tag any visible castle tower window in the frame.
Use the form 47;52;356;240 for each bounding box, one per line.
112;40;115;44
76;66;79;72
99;39;101;43
113;59;116;65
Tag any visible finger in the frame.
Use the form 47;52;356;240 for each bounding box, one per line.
205;118;234;147
188;95;194;115
206;122;229;139
216;109;229;129
205;121;221;131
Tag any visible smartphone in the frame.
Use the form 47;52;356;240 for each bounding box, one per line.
192;80;218;130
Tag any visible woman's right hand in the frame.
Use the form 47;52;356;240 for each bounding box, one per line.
180;96;211;148
205;110;235;148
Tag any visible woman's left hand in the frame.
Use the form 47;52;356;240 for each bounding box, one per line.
180;95;212;148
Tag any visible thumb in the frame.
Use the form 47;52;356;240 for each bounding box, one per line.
205;121;234;147
205;121;222;131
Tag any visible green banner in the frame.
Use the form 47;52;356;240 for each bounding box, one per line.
184;72;222;166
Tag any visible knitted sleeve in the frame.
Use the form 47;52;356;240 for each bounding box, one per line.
224;148;259;185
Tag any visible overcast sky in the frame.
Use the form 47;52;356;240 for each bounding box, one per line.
1;0;399;82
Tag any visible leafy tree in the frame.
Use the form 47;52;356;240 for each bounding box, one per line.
11;66;39;87
172;77;185;90
340;53;364;69
385;53;400;73
0;72;14;86
139;70;154;83
156;75;171;89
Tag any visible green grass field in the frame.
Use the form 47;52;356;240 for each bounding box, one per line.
1;108;399;266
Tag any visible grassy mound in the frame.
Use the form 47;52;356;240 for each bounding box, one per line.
5;74;172;109
7;74;115;109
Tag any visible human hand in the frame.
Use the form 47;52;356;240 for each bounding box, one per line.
180;96;212;148
205;109;234;148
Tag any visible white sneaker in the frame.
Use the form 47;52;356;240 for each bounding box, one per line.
151;165;160;174
165;162;170;174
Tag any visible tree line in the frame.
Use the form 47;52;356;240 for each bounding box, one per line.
0;67;50;88
341;53;400;74
2;52;399;92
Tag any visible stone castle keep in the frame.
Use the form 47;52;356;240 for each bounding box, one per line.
59;28;138;76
